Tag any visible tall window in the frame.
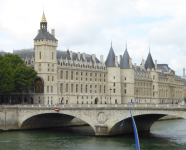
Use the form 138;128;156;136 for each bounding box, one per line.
85;85;87;93
40;52;41;59
60;83;63;92
60;71;63;79
76;84;78;93
66;84;68;92
66;71;68;80
71;84;73;93
71;71;73;80
81;84;83;93
124;89;126;94
48;76;49;81
100;85;101;93
114;89;115;93
52;76;54;81
104;86;105;93
52;52;53;60
51;86;53;93
47;86;49;93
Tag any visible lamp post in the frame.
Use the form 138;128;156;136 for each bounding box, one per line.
136;89;139;104
110;88;112;104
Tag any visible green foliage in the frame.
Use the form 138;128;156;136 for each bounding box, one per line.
0;54;37;94
0;55;15;94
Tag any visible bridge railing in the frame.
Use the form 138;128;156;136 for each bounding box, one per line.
1;103;186;109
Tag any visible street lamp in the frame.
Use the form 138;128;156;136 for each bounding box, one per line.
136;89;139;104
110;88;112;104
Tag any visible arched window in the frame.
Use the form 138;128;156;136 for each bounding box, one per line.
26;61;27;65
61;62;62;66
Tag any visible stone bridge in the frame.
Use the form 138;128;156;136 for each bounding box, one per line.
0;104;186;136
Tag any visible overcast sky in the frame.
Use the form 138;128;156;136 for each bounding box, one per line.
0;0;186;75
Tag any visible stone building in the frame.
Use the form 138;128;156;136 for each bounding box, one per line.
0;12;184;104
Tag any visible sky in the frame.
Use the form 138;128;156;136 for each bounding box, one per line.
0;0;186;76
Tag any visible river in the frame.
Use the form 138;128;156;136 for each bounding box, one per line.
0;119;186;150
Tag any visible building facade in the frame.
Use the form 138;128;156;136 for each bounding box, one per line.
0;12;184;104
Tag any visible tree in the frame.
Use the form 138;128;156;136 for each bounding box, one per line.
0;54;37;94
0;55;15;94
14;64;37;91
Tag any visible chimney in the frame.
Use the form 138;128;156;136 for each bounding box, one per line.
183;68;185;77
78;52;80;60
155;60;157;70
83;53;86;60
142;60;145;69
70;51;73;59
92;54;96;62
129;58;132;68
115;56;118;66
100;55;104;63
134;63;137;69
51;29;55;37
120;55;122;63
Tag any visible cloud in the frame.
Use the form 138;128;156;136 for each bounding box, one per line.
0;0;186;75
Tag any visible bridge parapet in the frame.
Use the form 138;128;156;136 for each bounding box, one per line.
1;103;186;109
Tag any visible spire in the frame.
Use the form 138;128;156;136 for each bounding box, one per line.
40;11;47;30
120;47;130;69
145;51;155;69
41;11;47;23
105;44;116;67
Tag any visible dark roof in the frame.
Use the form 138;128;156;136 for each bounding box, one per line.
13;49;35;61
158;72;166;77
157;64;171;72
183;79;186;85
56;50;100;63
105;46;116;67
120;49;130;68
145;52;155;69
34;29;57;41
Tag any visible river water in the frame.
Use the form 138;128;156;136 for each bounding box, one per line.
0;119;186;150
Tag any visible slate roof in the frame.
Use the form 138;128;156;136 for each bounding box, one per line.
145;52;155;69
105;46;116;67
183;79;186;85
34;29;57;41
157;64;171;72
56;50;100;63
120;49;130;68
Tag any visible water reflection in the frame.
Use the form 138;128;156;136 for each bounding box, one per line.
0;119;186;150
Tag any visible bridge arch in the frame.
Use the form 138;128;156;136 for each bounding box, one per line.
107;109;185;136
18;110;96;133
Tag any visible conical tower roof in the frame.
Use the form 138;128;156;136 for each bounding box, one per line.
105;45;116;67
41;12;47;23
120;48;130;68
145;52;155;69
